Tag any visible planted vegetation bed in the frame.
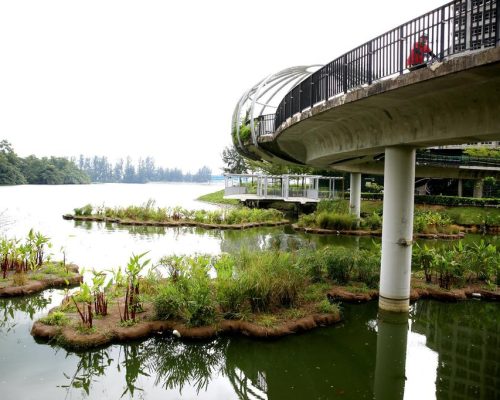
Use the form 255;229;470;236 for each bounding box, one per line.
32;239;498;348
0;231;82;297
296;200;477;239
32;251;343;349
63;202;288;230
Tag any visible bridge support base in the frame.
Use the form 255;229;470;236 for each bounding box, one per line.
349;173;361;221
379;147;416;313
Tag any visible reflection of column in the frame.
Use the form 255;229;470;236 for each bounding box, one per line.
473;179;483;198
374;310;409;400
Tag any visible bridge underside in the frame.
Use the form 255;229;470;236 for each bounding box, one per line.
254;47;500;174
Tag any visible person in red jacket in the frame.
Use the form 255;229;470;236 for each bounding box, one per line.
407;34;436;70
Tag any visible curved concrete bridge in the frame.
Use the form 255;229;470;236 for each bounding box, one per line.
232;0;500;312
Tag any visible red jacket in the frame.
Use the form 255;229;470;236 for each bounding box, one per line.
407;42;433;66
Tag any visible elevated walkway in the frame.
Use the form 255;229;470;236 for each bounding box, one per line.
223;174;343;204
230;0;500;313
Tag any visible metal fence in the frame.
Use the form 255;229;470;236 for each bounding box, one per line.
255;114;275;139
274;0;499;130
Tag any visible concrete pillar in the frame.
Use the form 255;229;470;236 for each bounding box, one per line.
379;147;416;312
473;179;483;198
374;310;409;400
349;172;361;219
457;179;463;197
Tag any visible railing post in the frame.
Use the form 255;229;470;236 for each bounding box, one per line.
496;0;500;46
399;26;404;75
323;71;327;101
307;81;310;110
298;84;302;113
440;6;446;60
367;41;373;85
343;54;348;93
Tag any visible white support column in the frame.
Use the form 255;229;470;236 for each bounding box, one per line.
457;179;463;197
379;147;416;312
349;173;362;220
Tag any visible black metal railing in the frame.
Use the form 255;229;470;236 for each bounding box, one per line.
417;153;500;167
274;0;499;131
255;114;275;138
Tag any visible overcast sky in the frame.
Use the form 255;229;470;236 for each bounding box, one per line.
0;0;441;173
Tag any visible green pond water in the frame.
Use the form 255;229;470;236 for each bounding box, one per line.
0;183;498;399
1;293;498;399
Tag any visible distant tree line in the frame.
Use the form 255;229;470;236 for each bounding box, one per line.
0;140;90;185
77;155;212;183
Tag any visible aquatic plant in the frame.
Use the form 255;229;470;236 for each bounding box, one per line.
0;230;52;279
76;204;285;225
91;270;108;316
120;252;150;322
39;311;69;326
72;283;93;329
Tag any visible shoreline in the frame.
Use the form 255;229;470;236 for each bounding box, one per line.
63;214;289;230
31;301;341;349
0;265;83;298
292;224;467;240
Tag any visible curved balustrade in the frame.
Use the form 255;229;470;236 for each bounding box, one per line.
274;0;499;131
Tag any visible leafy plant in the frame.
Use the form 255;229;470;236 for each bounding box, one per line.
40;311;69;326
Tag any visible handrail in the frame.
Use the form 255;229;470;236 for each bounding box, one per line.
274;0;499;131
417;153;500;167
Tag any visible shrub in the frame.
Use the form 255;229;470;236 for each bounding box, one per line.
154;283;185;321
361;212;382;230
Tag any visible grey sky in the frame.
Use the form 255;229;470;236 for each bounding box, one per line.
0;0;440;173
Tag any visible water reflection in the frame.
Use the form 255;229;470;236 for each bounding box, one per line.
412;301;500;400
0;293;51;333
374;311;409;400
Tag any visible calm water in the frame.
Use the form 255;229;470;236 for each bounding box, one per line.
0;184;498;400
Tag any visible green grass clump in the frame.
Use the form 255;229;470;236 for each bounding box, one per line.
322;247;379;288
76;202;285;226
39;311;69;326
74;204;93;216
443;207;500;226
153;255;216;327
197;190;240;206
316;212;358;230
316;299;340;315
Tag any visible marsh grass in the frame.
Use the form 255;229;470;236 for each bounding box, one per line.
316;299;340;315
12;272;27;286
76;202;285;225
40;311;69;326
